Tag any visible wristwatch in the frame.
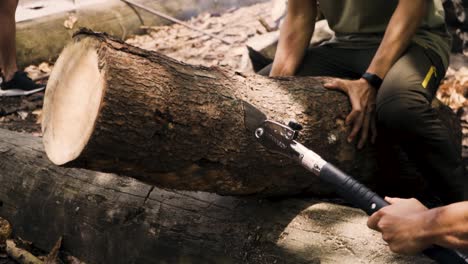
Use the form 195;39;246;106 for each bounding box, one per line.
362;72;383;89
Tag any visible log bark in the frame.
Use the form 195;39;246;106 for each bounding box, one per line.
0;129;432;264
41;29;461;197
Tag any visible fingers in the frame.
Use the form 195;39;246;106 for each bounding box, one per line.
384;197;393;203
368;103;377;144
346;86;364;142
324;78;348;93
345;109;361;126
345;90;363;142
385;197;405;204
327;78;377;146
358;111;371;149
367;211;382;231
348;110;365;143
371;112;378;144
358;102;378;148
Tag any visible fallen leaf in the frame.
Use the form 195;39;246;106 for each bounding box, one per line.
17;111;28;120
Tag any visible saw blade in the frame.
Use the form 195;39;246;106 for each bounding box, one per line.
242;101;267;132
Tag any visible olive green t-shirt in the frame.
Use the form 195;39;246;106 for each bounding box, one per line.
319;0;451;68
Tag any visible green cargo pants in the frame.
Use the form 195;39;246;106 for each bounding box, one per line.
259;44;467;204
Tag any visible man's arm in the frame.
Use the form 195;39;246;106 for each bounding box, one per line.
269;0;316;77
324;0;429;149
367;197;468;255
366;0;428;78
421;201;468;250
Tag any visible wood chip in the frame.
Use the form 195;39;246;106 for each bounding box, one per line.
6;239;43;264
63;15;78;30
0;218;12;242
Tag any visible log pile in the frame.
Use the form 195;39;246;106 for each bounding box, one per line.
0;128;432;264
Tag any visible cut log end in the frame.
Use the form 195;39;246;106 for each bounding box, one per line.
42;39;105;165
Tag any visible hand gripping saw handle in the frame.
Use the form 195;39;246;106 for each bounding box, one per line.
253;120;468;264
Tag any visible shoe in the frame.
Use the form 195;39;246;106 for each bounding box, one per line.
0;71;45;97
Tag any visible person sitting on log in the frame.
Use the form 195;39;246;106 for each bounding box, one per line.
260;0;467;203
0;0;44;96
367;196;468;255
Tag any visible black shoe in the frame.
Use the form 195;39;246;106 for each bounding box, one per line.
0;71;45;97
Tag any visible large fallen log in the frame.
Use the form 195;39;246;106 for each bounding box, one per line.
0;129;432;264
41;29;461;197
15;0;264;68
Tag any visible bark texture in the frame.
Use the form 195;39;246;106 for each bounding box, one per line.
0;129;432;264
43;29;461;197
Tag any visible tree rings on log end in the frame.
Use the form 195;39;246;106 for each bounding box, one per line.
42;39;105;165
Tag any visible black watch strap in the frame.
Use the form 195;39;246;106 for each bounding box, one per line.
362;72;383;89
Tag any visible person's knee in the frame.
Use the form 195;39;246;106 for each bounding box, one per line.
376;93;431;134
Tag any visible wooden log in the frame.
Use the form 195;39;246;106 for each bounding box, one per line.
15;0;264;68
0;129;431;264
41;29;461;197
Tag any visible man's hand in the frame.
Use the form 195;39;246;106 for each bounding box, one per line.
367;197;431;255
324;78;377;149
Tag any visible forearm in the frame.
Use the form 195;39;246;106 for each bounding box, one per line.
366;0;427;78
270;1;316;76
421;202;468;250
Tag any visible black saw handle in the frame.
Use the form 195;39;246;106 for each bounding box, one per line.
320;163;467;264
320;163;387;215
